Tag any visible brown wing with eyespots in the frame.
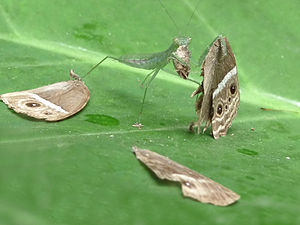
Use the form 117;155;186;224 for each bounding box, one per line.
211;37;239;139
211;70;240;139
0;80;90;121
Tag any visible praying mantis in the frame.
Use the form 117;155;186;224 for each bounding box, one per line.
84;0;201;127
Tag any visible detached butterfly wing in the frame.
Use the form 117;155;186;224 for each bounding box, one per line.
133;146;240;206
0;76;90;121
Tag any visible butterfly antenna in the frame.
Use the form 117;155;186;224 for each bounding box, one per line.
186;0;201;28
158;0;179;33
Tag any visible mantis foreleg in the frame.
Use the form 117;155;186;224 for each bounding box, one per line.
161;68;200;85
169;53;188;67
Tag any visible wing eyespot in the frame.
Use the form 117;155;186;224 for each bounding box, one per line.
230;83;237;95
217;104;223;116
25;102;41;107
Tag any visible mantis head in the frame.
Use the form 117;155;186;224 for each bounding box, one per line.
174;37;192;47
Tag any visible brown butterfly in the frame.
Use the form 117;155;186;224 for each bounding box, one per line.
190;35;240;139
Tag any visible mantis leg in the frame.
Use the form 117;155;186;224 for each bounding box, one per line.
169;53;188;67
186;77;200;85
161;68;200;85
190;58;200;67
83;56;119;78
140;69;156;87
138;68;160;122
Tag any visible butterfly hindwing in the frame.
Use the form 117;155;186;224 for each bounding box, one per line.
191;36;240;138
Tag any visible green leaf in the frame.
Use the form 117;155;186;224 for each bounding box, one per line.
0;0;299;224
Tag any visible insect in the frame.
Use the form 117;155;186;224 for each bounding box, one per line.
85;37;194;127
190;35;240;139
0;70;90;121
83;0;202;127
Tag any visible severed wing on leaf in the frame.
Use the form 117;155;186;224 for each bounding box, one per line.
132;146;240;206
0;70;89;121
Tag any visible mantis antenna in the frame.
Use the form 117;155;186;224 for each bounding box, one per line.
186;0;201;28
158;0;179;33
158;0;202;35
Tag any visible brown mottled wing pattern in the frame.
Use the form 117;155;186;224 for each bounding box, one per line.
132;146;240;206
211;38;240;139
212;70;239;139
0;80;90;121
193;37;221;133
172;45;190;79
192;36;239;137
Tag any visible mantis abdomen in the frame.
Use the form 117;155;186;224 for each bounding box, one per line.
118;50;171;70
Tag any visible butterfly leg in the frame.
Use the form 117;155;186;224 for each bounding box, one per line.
191;84;203;97
189;121;202;134
196;120;202;134
70;70;82;81
189;121;196;132
203;120;211;133
189;95;204;134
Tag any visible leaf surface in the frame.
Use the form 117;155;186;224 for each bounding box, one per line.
0;0;299;224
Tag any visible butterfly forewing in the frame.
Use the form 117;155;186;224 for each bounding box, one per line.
0;79;90;121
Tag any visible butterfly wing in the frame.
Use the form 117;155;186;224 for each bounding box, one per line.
211;37;240;139
0;80;90;121
133;146;240;206
193;36;226;133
